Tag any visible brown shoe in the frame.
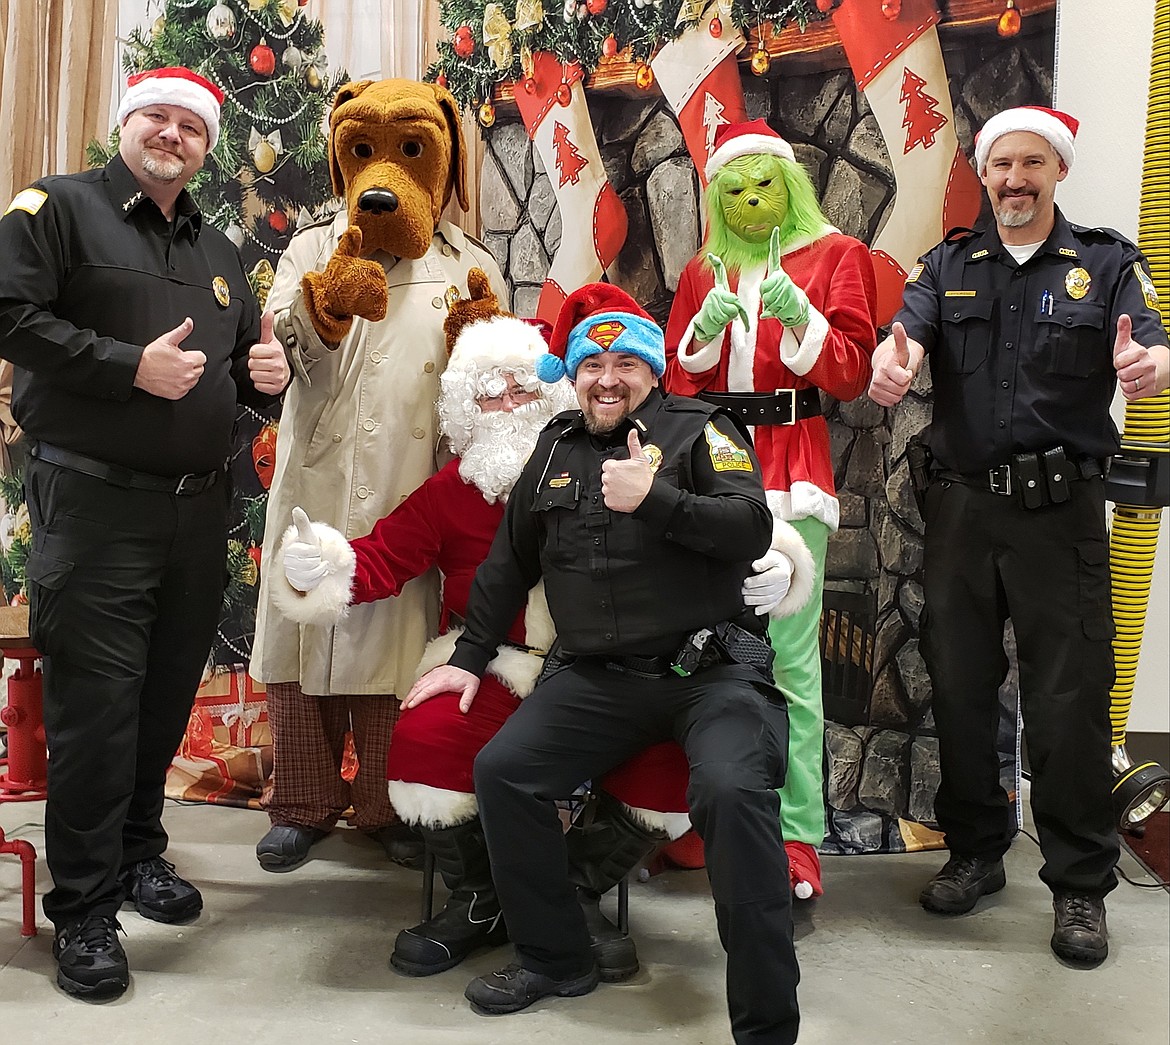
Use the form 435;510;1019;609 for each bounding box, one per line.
1051;894;1108;965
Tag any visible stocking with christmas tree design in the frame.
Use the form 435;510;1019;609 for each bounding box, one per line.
514;51;628;325
832;0;983;324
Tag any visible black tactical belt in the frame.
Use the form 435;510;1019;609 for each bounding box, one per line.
29;442;222;496
938;448;1104;509
698;388;822;426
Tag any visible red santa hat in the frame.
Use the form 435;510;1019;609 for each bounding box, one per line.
704;118;796;183
536;283;665;382
974;106;1078;174
116;67;224;151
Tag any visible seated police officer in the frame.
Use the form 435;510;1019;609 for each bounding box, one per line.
406;284;806;1045
868;106;1169;965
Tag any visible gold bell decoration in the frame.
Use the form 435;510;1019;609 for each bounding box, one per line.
478;100;497;128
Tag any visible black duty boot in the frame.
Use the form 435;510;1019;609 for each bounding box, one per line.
53;914;129;999
566;791;665;982
919;854;1006;915
390;818;507;976
1051;893;1108;965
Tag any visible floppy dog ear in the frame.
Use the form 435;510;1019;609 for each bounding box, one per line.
327;80;374;197
431;82;469;214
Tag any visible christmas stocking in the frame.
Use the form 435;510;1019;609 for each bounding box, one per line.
833;0;983;324
515;52;628;326
650;4;748;188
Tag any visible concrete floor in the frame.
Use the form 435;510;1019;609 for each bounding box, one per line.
1;794;1166;1045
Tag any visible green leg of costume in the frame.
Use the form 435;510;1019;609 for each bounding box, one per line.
767;516;829;845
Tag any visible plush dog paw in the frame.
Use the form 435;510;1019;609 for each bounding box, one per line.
302;225;389;342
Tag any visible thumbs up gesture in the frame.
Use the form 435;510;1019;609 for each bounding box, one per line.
868;322;919;407
759;227;811;327
134;317;207;400
283;506;329;592
301;225;390;343
601;428;655;513
248;310;290;394
1112;314;1157;401
694;252;750;344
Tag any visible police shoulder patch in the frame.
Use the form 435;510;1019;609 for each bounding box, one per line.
5;188;47;217
906;263;924;284
704;422;753;473
1134;262;1160;311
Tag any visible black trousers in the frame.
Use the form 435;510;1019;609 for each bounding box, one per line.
473;658;800;1045
24;458;229;927
921;476;1119;896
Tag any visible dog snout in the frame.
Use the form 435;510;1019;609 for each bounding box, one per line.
358;188;399;215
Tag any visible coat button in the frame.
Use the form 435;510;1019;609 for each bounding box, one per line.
412;427;425;440
362;419;376;432
370;351;382;363
424;361;436;373
441;244;452;256
432;296;444;309
357;486;370;498
332;434;342;443
605;632;613;640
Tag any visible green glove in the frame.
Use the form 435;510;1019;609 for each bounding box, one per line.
759;227;811;327
694;253;750;344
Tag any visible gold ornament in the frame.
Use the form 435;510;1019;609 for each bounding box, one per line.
483;3;514;72
304;51;328;90
246;0;267;10
151;14;166;38
750;48;771;76
249;127;283;174
478;101;497;127
635;62;654;90
274;0;298;26
514;0;545;32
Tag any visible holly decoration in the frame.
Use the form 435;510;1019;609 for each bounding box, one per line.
250;40;276;75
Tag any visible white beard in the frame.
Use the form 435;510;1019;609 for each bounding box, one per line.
459;400;553;504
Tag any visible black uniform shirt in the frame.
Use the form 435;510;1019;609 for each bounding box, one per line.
450;389;774;675
0;153;271;476
896;208;1167;474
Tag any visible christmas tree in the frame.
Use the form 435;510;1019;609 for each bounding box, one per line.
86;0;347;666
551;120;588;185
898;67;949;153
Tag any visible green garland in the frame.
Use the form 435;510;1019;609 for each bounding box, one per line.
429;0;826;111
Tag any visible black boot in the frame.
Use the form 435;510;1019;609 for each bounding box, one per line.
390;818;507;977
566;791;666;983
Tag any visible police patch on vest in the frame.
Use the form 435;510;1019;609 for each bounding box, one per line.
5;188;47;216
703;423;752;472
1133;263;1159;311
585;320;626;350
212;275;231;308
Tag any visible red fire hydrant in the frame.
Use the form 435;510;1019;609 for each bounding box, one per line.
1;608;46;937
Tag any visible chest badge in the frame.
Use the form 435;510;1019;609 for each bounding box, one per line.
444;284;462;310
641;444;663;474
703;423;753;473
1064;267;1091;300
548;473;572;489
212;275;231;308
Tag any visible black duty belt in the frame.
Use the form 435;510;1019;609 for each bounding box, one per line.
937;448;1104;509
29;442;223;496
698;388;822;427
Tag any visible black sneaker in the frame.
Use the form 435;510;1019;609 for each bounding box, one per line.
53;914;129;999
464;961;600;1015
120;857;203;924
1051;893;1108;965
919;854;1006;915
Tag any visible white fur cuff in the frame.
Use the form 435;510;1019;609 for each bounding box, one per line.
677;318;725;374
269;521;356;625
777;303;828;377
767;518;816;620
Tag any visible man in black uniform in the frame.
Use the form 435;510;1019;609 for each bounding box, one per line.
405;283;802;1045
0;67;290;998
868;106;1169;965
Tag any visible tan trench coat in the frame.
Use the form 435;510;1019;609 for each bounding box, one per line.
250;209;506;696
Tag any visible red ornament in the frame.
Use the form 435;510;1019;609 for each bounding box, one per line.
997;0;1021;37
298;0;309;5
524;77;537;94
881;0;901;18
452;25;475;58
602;34;618;58
436;73;448;89
249;41;276;76
555;82;572;106
709;17;723;38
586;0;607;13
816;0;834;11
268;209;288;233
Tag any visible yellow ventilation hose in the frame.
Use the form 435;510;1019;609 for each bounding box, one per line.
1107;0;1170;827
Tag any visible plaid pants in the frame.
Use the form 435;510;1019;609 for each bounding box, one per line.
262;681;401;832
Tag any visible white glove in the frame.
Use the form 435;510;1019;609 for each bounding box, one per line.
283;506;329;592
742;549;794;615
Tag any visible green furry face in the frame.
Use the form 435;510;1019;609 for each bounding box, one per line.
712;154;790;245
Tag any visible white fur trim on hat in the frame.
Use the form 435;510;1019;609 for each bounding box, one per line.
766;517;816;620
269;520;356;625
117;67;223;151
974;106;1076;174
705;133;796;182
